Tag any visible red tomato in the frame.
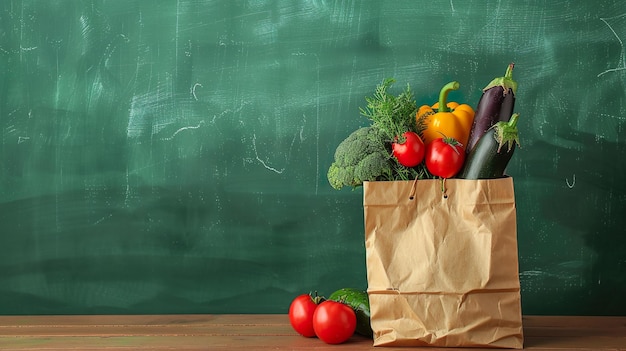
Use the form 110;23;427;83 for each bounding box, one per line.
392;131;425;167
288;293;320;337
312;300;357;344
425;137;465;178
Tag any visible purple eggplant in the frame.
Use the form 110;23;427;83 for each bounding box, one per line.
466;63;518;154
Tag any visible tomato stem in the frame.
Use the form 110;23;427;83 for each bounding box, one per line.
310;291;325;304
436;131;463;151
437;81;460;113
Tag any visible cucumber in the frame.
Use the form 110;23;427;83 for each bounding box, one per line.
328;288;372;338
459;114;520;179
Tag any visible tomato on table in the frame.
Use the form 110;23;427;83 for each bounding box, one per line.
312;300;357;344
288;293;322;338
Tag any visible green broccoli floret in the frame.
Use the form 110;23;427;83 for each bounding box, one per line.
327;126;394;190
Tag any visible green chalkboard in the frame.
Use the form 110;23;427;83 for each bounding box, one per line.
1;0;625;315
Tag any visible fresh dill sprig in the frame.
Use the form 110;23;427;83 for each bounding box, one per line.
358;78;433;181
359;78;421;141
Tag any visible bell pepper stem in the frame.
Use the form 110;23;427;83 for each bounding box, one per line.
438;81;460;113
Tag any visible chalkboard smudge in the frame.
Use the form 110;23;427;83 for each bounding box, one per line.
209;102;249;124
566;174;576;189
94;213;114;225
191;83;203;100
20;46;38;52
598;13;626;77
520;270;547;277
163;121;205;141
252;134;284;174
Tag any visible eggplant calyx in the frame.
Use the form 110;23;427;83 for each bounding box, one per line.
483;62;518;96
492;113;521;153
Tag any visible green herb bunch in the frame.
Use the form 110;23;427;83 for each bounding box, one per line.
359;78;426;142
327;78;432;190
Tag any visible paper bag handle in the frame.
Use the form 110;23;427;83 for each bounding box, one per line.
409;178;449;200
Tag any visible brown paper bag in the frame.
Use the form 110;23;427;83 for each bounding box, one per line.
363;177;523;348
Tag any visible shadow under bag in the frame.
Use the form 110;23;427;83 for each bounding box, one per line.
363;177;523;348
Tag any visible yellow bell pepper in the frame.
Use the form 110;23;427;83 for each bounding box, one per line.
417;81;475;148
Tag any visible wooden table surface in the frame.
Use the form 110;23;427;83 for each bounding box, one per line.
0;314;625;350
